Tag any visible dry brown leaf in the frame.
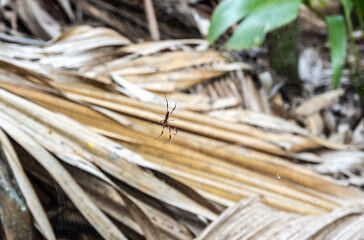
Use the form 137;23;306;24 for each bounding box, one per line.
306;113;324;136
102;50;226;74
120;69;223;92
119;39;208;55
294;89;345;116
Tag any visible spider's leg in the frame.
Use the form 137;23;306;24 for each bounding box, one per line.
164;124;172;144
155;123;165;140
170;101;177;115
153;113;164;118
165;97;168;112
147;119;163;125
173;126;178;135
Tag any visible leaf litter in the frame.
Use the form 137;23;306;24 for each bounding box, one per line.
0;25;363;239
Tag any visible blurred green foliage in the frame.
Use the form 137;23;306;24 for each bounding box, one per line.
208;0;302;49
326;16;346;89
208;0;364;104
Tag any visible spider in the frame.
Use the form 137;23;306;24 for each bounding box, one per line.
155;97;178;143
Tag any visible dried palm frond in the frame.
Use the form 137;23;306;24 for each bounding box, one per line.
0;0;203;41
197;196;364;240
1;25;364;239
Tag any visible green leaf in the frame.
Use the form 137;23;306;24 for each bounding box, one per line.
317;0;326;8
227;0;302;49
303;0;313;8
326;16;347;88
353;0;364;13
353;0;364;35
341;0;353;16
303;0;326;8
207;0;257;44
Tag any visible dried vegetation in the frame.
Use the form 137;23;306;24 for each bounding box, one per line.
0;1;364;240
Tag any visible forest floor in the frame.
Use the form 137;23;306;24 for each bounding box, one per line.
0;1;364;240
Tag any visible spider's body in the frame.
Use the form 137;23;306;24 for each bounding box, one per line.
163;111;170;123
155;98;178;143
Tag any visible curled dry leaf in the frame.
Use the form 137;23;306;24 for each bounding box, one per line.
294;89;345;117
